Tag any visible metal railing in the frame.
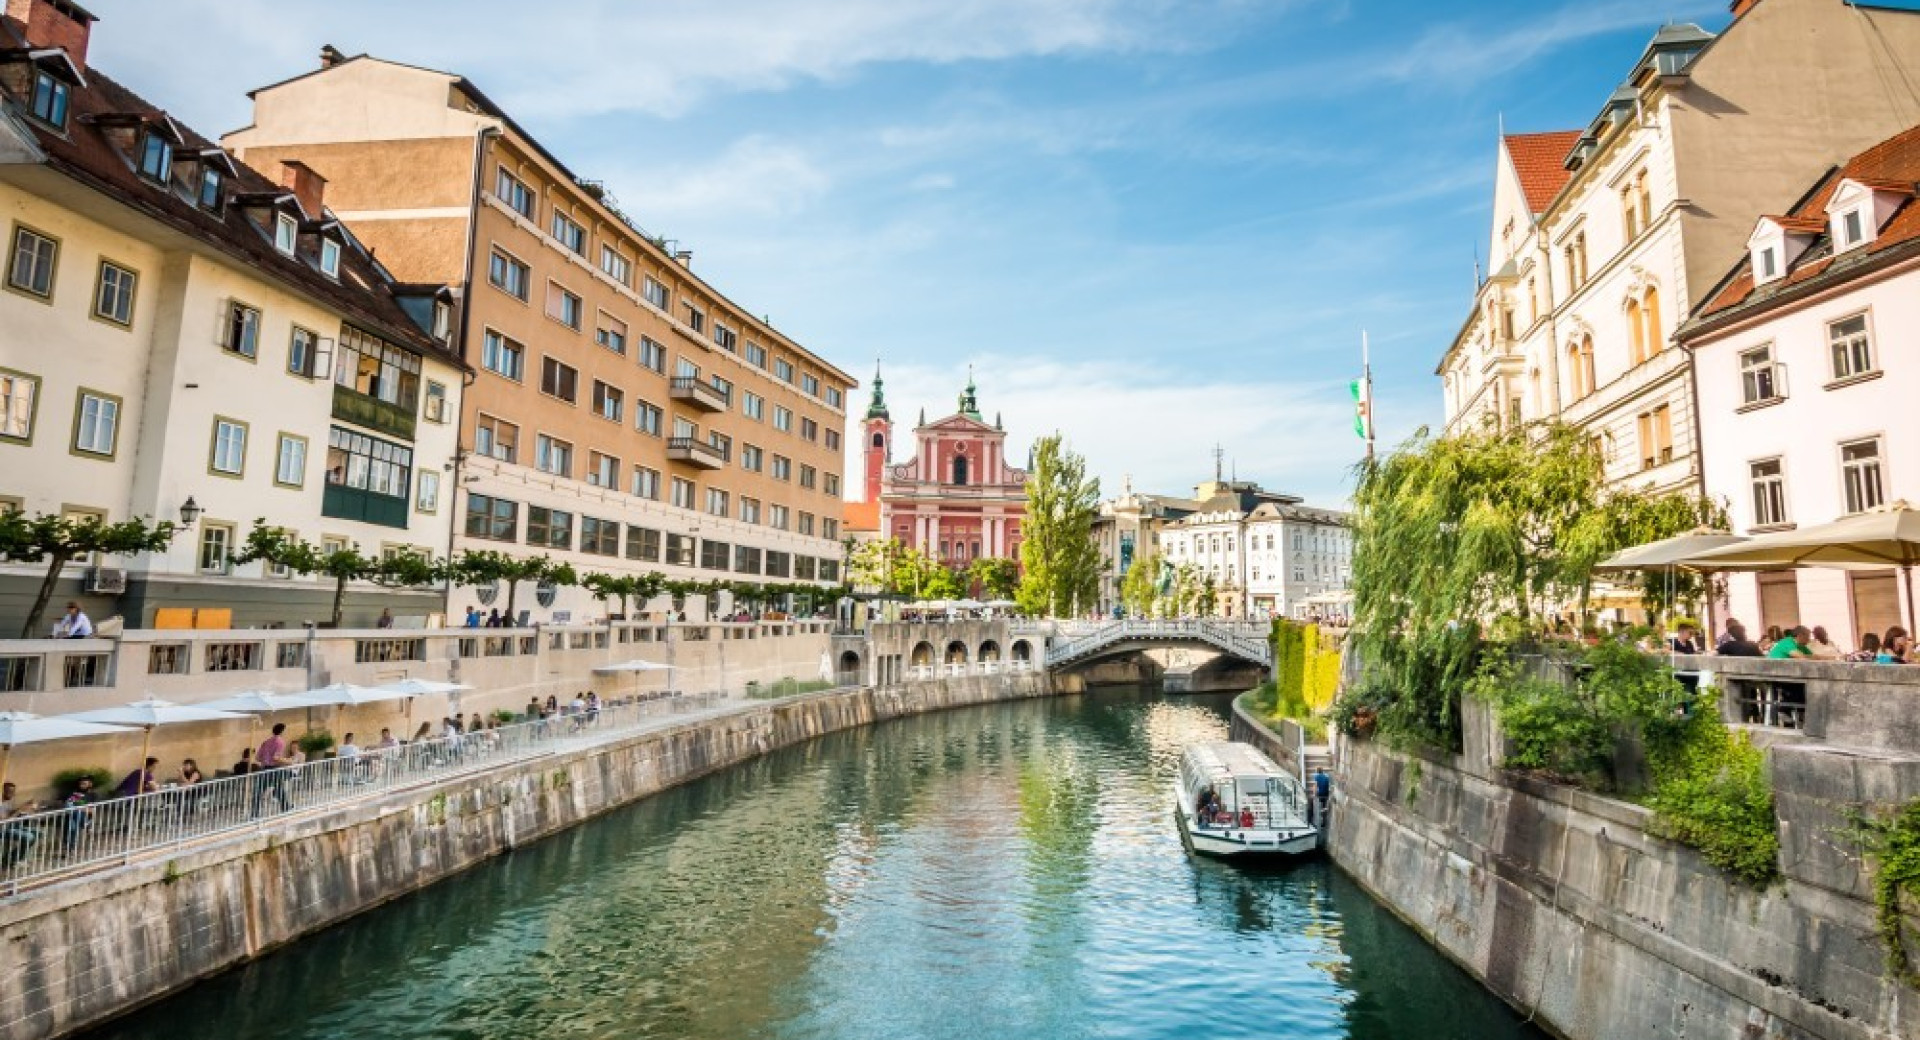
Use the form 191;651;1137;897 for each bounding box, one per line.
1044;619;1272;668
0;688;778;896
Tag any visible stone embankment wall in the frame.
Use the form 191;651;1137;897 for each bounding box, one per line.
0;671;1052;1040
1313;721;1911;1040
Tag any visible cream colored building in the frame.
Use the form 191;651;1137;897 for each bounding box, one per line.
0;0;462;632
226;50;857;623
1156;480;1351;620
1439;0;1920;496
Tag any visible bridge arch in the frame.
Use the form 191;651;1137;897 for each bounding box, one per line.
945;640;969;665
1011;640;1033;663
978;640;1001;663
910;641;935;667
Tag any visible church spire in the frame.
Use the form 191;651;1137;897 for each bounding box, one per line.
958;364;982;421
865;359;890;420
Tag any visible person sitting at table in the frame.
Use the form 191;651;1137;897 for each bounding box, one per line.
116;757;159;798
1877;627;1910;664
179;759;204;785
338;733;363;783
62;777;97;849
1768;626;1813;660
0;782;38;867
1716;621;1763;657
1808;626;1845;660
1669;623;1700;654
1849;633;1883;662
231;747;254;777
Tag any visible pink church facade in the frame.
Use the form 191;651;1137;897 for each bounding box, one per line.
863;373;1027;566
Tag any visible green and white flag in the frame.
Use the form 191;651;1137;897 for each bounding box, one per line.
1349;378;1371;440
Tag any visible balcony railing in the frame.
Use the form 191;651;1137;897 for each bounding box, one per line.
669;377;729;412
667;436;727;470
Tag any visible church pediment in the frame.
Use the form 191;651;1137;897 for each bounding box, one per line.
919;414;999;434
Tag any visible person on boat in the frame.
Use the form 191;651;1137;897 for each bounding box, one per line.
1196;787;1221;827
1237;806;1256;829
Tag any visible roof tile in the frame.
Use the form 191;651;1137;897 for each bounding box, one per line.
1505;131;1584;214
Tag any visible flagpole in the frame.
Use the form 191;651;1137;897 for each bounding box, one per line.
1362;330;1375;463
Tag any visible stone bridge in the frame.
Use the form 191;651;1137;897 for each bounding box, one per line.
1043;620;1272;672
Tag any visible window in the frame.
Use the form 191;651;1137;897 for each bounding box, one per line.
632;465;661;500
765;550;790;577
534;434;573;477
670;477;694;509
769;505;790;531
551;210;587;254
1;371;38;442
825;473;841;496
1740;345;1782;405
592;380;624;422
527;506;573;549
1842;209;1865;248
825;429;841;450
1759;247;1778;280
700;539;730;571
8;226;57;298
774;358;794;383
1829;314;1874;381
72;391;119;457
489;249;530;300
540;357;579;402
475;414;518;462
334;327;421;410
218;301;261;359
1842;438;1885;514
626;525;661;561
741;498;762;524
496;167;535;218
713;323;737;352
416;470;440;513
210;418;248;476
742;391;764;420
771;455;792;481
735;545;762;573
707;429;732;460
740;444;763;472
198;523;233;575
273;212;297;256
798;512;815;536
588;451;619;488
93;262;136;326
325;427;412;500
674;356;699;382
799;464;817;490
638;336;666;372
773;406;793;432
1621;185;1640;240
672;415;696;440
744;342;768;368
684;304;705;333
424;380;449;423
635;399;663;436
482;330;525;380
273;432;306;487
547;283;583;329
643;276;669;311
823;518;840;540
580;516;619;555
596;313;628;354
1636;405;1672;471
198;167;224;212
600;246;631;284
706;488;729;517
802;373;820;396
28;70;68;128
665;533;695;567
800;417;819;442
288;326;322;378
826;387;843;409
139;133;173;183
465;494;518;541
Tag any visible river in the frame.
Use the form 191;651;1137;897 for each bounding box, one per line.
82;687;1545;1040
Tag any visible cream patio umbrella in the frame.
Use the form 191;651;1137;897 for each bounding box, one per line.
63;697;253;785
1593;529;1748;637
0;712;135;789
1684;502;1920;632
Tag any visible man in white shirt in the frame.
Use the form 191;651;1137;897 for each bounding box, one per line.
337;732;363;784
51;603;93;639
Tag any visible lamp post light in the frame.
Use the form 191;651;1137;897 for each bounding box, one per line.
177;497;203;527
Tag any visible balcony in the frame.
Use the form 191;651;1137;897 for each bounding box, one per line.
322;483;410;528
667;436;727;470
331;386;416;441
669;377;728;413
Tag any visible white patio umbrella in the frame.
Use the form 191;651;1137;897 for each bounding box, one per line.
1685;501;1920;632
375;678;475;696
198;690;326;713
592;660;673;673
64;697;252;782
952;599;985;610
1594;530;1749;572
0;712;135;789
292;682;419;707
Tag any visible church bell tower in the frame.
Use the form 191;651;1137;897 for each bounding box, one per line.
863;364;891;506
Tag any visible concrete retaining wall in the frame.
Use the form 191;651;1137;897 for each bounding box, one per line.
1325;735;1910;1040
0;671;1053;1040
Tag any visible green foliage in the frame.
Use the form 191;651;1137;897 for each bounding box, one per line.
1475;657;1612;780
1247;682;1329;744
1016;434;1102;616
1330;681;1396;739
0;509;179;637
51;766;113;797
1643;693;1779;887
966;557;1021;600
1118;551;1162;616
847;537;946;598
1848;799;1920;985
448;550;576;621
236;523;439;627
294;729;336;756
922;564;965;600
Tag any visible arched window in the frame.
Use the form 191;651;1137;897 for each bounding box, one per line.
1530;368;1543;414
1581;335;1597;394
871;432;884;448
1565;343;1585;400
951;456;968;486
1626;299;1645;365
1642;286;1662;358
1636;170;1653;228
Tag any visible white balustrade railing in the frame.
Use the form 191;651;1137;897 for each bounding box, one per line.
1043;619;1273;668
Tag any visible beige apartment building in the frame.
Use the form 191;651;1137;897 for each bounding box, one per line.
1438;0;1920;496
226;51;857;621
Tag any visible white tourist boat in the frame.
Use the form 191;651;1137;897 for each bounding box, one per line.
1173;742;1319;857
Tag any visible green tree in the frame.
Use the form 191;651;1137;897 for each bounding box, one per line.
234;523;438;628
447;550;577;624
1016;434;1102;617
848;537;939;597
923;565;965;599
582;571;665;617
1119;552;1162;617
967;556;1021;600
0;510;179;637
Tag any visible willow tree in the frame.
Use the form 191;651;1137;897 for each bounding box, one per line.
1016;434;1102;617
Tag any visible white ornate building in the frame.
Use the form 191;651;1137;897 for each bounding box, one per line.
1155;480;1351;620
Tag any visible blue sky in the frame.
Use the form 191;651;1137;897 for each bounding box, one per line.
87;0;1727;505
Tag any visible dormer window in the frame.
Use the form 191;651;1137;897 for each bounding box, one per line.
198;167;223;211
1841;209;1865;249
137;133;173;183
432;300;452;342
319;238;341;278
273;212;297;255
29;69;69;129
1759;247;1777;279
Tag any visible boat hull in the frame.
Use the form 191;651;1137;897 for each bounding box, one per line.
1173;787;1319;858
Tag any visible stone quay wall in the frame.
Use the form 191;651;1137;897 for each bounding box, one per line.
0;670;1054;1040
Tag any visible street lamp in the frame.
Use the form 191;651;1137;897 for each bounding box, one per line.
177;497;203;526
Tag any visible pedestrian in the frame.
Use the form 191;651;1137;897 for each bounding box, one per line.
376;608;395;629
253;723;292;815
465;606;482;628
51;602;93;639
486;608;502;628
1312;767;1331;824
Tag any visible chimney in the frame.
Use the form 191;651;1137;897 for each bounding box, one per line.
1729;0;1760;18
279;160;327;219
319;44;345;69
673;250;693;268
5;0;96;71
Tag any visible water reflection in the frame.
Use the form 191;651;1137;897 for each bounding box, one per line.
84;689;1542;1040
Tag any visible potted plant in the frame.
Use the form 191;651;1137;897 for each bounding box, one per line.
51;766;113;799
295;729;337;758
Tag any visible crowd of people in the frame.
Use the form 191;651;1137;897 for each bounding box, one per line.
1677;619;1913;663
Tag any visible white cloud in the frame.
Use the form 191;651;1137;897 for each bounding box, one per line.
611;137;833;221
